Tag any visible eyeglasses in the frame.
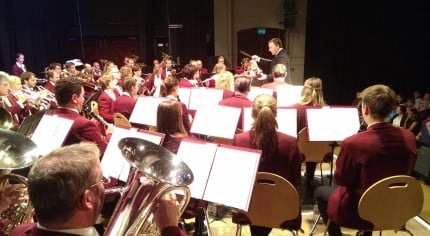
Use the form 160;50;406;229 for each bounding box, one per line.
88;176;111;189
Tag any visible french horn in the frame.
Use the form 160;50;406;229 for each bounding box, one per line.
0;129;41;235
104;138;194;236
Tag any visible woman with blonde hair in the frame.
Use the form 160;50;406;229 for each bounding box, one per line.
233;94;302;235
97;74;117;123
290;76;326;188
215;71;235;99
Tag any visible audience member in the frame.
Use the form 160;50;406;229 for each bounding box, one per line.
389;104;406;127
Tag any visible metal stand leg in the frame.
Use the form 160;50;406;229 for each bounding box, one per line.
309;214;322;235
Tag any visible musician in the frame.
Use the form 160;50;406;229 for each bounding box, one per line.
141;65;163;96
252;38;291;80
288;77;326;188
195;60;208;82
11;53;27;76
235;57;250;75
0;72;10;97
233;94;302;235
92;61;102;81
21;72;37;93
315;85;417;236
160;77;192;133
52;78;107;154
178;64;199;88
156;100;189;153
153;194;188;236
97;75;117;124
132;64;144;85
219;76;252;131
261;64;291;96
161;58;173;80
215;71;235;99
46;62;62;74
113;78;137;119
5;75;33;125
9;143;104;236
44;71;60;93
81;64;94;83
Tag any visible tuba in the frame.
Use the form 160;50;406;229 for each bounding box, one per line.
0;107;13;130
0;129;41;235
104;138;194;236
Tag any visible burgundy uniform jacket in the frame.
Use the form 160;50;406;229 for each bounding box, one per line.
50;108;107;155
113;94;136;119
97;91;115;123
233;130;302;229
327;122;417;229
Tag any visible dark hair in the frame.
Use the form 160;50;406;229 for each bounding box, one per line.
361;84;396;120
182;64;198;80
122;77;137;92
15;52;23;59
397;104;407;115
28;143;99;224
268;38;282;48
64;62;74;69
48;62;61;70
55;78;83;106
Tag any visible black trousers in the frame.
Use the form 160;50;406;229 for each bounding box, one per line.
250;225;271;236
315;186;371;236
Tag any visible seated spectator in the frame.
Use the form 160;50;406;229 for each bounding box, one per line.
404;108;420;135
389;104;406;127
417;118;430;147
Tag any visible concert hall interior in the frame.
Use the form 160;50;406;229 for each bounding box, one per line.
1;0;430;235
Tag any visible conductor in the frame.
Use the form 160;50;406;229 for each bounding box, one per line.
252;38;291;83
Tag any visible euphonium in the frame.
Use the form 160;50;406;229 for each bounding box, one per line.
0;129;41;235
104;138;194;236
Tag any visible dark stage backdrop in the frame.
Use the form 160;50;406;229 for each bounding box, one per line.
0;0;214;76
305;0;430;105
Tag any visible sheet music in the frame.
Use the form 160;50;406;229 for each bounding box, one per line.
188;88;224;110
129;96;168;126
242;107;297;137
203;146;261;211
101;127;164;181
306;107;360;141
178;87;191;108
190;105;241;139
277;85;303;107
247;87;273;102
31;115;73;155
176;140;218;199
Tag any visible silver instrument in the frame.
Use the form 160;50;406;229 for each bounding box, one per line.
104;138;193;236
0;129;41;234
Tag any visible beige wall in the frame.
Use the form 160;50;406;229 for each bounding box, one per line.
214;0;307;84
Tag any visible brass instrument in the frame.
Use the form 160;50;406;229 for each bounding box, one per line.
35;85;57;110
104;138;193;236
0;107;13;130
0;129;41;234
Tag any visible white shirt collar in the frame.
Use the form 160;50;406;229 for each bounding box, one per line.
123;92;131;97
37;223;99;236
274;77;285;82
59;107;79;114
275;48;283;56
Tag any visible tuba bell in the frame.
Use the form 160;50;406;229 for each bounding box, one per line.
104;138;194;236
0;129;41;235
0;107;13;130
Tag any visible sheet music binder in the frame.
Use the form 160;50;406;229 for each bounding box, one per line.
31;114;74;155
188;87;224;110
242;107;298;138
101;126;165;181
306;106;360;141
276;85;303;107
177;139;261;211
190;105;241;139
129;96;169;126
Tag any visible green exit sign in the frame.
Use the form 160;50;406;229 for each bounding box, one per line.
257;28;266;35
